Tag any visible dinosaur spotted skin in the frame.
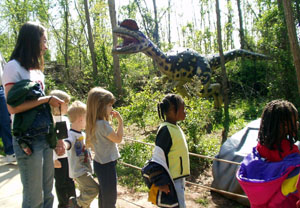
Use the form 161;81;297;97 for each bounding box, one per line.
113;19;268;107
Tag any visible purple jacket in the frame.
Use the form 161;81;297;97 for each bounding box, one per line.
236;147;300;208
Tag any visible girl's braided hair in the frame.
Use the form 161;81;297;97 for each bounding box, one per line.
258;99;298;151
157;94;183;121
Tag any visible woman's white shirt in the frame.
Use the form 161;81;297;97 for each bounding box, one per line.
2;59;45;92
2;59;45;126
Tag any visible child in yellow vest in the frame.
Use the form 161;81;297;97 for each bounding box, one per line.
143;94;190;208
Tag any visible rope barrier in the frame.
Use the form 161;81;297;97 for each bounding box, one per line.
124;137;241;165
189;152;241;165
119;161;248;199
120;161;142;171
185;181;248;199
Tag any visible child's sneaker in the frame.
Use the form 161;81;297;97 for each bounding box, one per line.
6;154;16;163
68;197;82;208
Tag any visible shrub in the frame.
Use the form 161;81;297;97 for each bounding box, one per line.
117;82;163;131
117;141;153;191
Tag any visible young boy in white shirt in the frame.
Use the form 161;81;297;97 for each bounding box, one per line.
64;101;99;208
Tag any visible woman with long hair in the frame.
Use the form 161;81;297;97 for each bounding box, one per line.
2;22;65;208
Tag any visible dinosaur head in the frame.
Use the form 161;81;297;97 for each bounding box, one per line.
112;19;151;54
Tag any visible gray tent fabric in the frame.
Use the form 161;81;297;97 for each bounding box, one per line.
211;119;261;206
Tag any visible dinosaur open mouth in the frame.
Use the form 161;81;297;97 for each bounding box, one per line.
112;19;145;54
115;34;139;49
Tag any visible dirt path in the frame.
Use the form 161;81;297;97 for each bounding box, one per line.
116;176;247;208
0;156;247;208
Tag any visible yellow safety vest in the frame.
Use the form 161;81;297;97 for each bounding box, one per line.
158;122;190;179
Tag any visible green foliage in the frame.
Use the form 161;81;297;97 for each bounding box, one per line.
233;99;265;121
117;141;153;191
118;81;163;130
118;53;154;93
119;1;138;19
195;197;209;206
255;1;299;104
228;59;269;99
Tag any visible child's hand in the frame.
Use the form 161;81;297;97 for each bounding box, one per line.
158;184;170;194
54;159;62;168
111;111;123;122
55;139;66;156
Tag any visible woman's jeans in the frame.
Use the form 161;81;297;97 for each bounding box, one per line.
13;135;54;208
93;160;117;208
0;86;14;155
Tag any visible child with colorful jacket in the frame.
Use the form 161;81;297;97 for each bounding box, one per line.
237;100;300;208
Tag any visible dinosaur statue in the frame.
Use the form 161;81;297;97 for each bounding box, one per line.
112;19;268;107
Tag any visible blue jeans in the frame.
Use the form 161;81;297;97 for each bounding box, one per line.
0;86;14;155
174;178;186;208
14;135;54;208
93;160;117;208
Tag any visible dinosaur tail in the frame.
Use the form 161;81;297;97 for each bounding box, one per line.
208;49;269;70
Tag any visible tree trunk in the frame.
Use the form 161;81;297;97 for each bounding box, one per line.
282;0;300;95
167;0;171;45
236;0;245;49
295;0;300;26
108;0;122;96
216;0;230;144
63;0;69;76
83;0;98;77
226;0;234;50
152;0;160;47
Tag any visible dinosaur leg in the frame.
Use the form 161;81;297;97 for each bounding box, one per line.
174;81;189;97
200;83;222;108
210;83;223;108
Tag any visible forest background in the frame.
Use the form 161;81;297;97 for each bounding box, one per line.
1;0;300;206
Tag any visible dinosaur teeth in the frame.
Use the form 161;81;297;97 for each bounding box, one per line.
115;42;136;50
116;34;139;48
